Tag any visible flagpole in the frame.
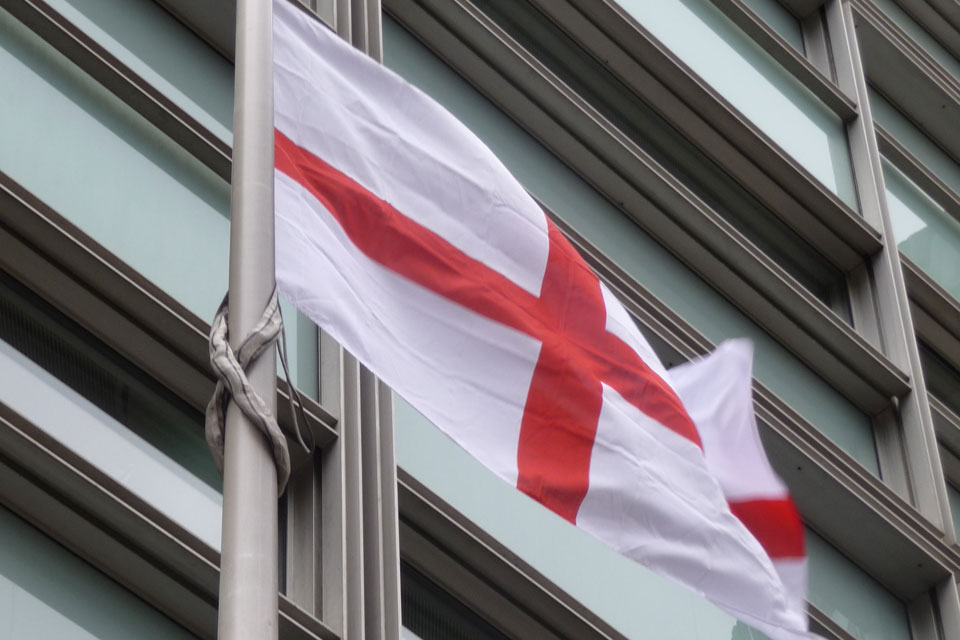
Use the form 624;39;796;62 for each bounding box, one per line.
219;0;278;638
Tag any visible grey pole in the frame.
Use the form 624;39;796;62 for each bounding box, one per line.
219;0;278;639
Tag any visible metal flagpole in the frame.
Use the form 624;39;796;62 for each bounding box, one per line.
219;0;278;638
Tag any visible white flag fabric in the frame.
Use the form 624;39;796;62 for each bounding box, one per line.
272;2;815;637
671;340;809;633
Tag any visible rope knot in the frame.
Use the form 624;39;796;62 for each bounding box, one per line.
205;289;310;496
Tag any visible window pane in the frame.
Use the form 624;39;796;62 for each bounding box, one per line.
0;503;197;639
50;0;233;143
870;88;960;197
401;562;509;640
883;158;960;301
614;0;858;209
919;341;960;418
384;15;877;472
0;270;222;549
740;0;804;53
947;483;960;545
806;529;911;640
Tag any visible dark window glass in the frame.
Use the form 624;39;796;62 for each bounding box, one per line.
401;562;509;640
0;270;219;490
919;340;960;418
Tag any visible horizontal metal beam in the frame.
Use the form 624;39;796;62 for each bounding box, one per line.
0;172;339;454
387;0;908;414
0;403;339;640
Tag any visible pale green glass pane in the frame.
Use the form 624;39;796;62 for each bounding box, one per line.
615;0;858;209
870;0;960;84
948;484;960;542
395;398;756;639
870;88;960;197
883;158;960;301
807;530;910;640
740;0;804;53
0;504;197;639
384;16;878;472
51;0;233;142
0;8;317;396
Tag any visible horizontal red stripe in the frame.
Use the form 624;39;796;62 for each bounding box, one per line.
728;498;805;559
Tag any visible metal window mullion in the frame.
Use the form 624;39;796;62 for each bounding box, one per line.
801;6;917;496
319;329;349;635
824;1;960;637
825;0;952;536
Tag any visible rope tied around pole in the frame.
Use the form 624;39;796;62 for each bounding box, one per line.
205;289;313;496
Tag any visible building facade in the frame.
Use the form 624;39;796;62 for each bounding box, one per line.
1;0;959;638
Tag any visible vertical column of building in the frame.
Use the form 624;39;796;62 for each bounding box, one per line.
802;1;960;636
282;2;402;638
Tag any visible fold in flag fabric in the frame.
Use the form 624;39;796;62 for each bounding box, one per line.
272;2;816;637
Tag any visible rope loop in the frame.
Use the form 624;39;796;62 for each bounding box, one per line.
205;289;311;496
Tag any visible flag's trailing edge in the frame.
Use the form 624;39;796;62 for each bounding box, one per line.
272;2;816;637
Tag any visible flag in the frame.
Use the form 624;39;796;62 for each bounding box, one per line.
271;1;815;637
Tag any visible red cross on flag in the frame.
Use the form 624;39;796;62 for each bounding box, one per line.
273;2;815;637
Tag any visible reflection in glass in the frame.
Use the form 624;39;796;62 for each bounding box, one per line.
883;158;960;302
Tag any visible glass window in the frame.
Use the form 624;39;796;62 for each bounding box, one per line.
740;0;805;53
806;529;911;640
870;87;960;198
0;270;222;549
919;341;960;418
0;502;198;639
49;0;233;143
614;0;858;209
384;15;877;472
947;482;960;546
882;158;960;302
401;562;509;640
0;6;318;397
